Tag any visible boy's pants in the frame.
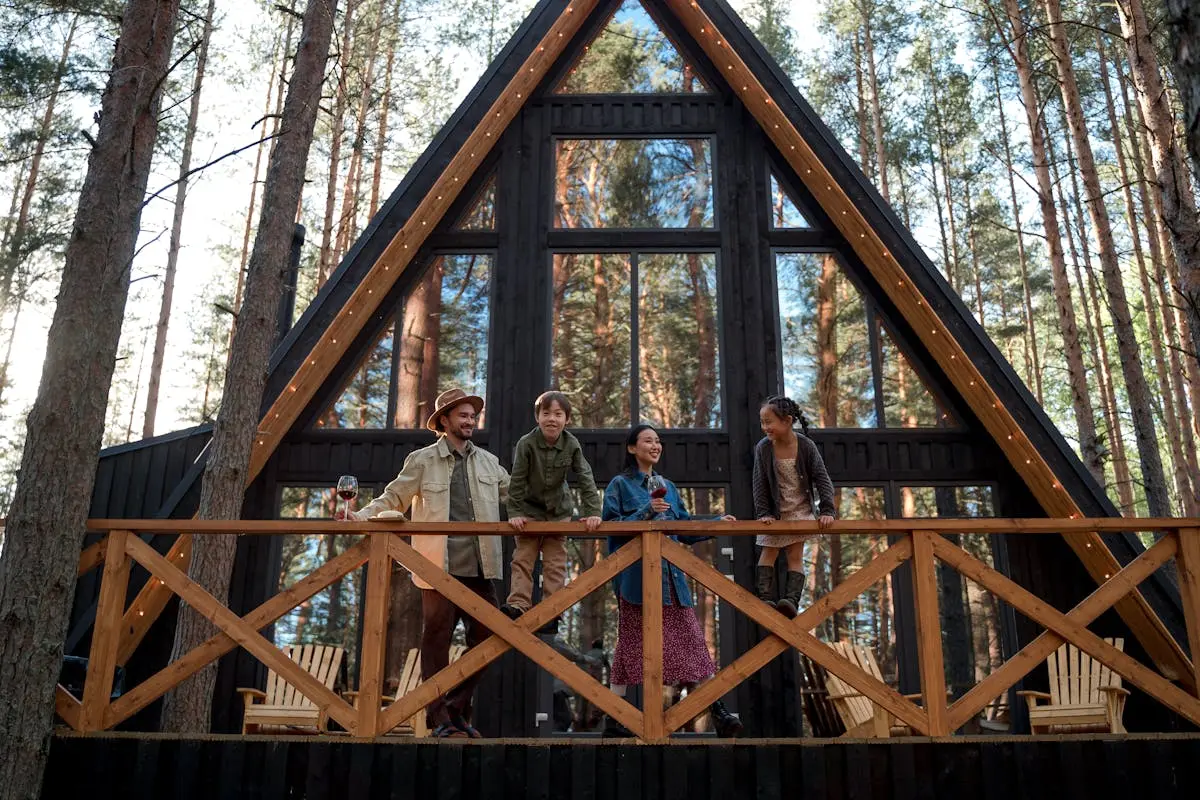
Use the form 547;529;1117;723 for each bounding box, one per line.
506;527;569;611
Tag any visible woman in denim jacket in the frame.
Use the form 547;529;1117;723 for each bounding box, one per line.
600;423;743;738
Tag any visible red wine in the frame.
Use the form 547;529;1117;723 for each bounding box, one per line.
337;490;357;500
650;487;667;499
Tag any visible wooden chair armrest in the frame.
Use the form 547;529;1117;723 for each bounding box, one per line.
902;693;923;701
1015;690;1051;699
236;688;267;700
1098;687;1130;697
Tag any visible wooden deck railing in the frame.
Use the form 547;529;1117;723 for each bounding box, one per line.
59;518;1200;741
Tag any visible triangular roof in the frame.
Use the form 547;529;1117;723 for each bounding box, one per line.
105;0;1190;684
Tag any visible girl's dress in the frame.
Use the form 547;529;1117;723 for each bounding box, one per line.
755;458;816;548
603;470;717;686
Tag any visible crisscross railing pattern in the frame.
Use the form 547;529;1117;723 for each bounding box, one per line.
60;519;1200;741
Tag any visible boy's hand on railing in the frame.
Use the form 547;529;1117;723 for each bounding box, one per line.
758;515;775;525
818;515;834;529
509;516;528;531
582;516;602;531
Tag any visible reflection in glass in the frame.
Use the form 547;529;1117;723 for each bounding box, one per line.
638;253;722;428
770;172;811;229
806;486;894;680
555;0;710;94
393;254;492;428
276;485;377;677
316;324;394;429
551;253;632;428
899;484;1001;695
455;175;496;231
776;252;875;427
879;321;950;428
555;139;714;229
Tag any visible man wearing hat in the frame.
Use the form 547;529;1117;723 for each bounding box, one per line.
351;388;509;738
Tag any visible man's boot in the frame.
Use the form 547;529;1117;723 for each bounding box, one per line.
776;571;806;618
710;700;744;738
755;565;778;609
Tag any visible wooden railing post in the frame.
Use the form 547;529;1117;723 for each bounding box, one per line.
1175;528;1200;697
911;530;950;735
80;529;131;731
358;532;393;736
642;530;664;742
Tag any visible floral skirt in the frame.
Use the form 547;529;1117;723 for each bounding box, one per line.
609;598;716;686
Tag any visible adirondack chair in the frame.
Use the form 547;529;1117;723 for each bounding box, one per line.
351;644;468;737
1018;638;1128;734
797;654;846;737
823;642;918;738
238;643;344;734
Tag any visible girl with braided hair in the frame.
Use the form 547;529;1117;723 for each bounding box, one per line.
752;395;836;617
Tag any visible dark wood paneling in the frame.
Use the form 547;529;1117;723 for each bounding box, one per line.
44;735;1200;800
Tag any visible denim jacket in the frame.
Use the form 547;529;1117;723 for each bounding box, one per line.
602;471;710;607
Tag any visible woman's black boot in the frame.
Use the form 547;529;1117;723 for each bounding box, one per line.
776;570;806;618
710;700;744;738
755;565;778;609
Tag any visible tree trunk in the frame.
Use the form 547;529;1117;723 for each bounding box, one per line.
0;2;180;795
1100;34;1197;513
335;2;384;263
318;0;359;287
991;63;1043;402
1043;0;1170;515
817;253;838;427
860;6;889;202
143;0;216;439
370;1;400;218
160;0;338;733
1119;0;1200;381
852;32;873;175
0;15;77;310
994;0;1103;484
928;56;962;291
963;168;986;324
1049;111;1135;513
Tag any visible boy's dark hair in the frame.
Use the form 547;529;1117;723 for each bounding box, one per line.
534;390;572;420
761;395;810;435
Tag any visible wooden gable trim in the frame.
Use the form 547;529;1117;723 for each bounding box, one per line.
660;0;1191;685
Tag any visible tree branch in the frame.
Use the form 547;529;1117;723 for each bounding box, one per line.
141;132;282;209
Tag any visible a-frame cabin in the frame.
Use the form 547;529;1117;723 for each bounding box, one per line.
68;0;1195;750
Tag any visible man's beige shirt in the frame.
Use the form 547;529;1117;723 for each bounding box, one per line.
355;436;510;589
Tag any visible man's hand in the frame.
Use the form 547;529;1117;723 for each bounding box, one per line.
818;514;834;530
583;516;602;531
758;515;775;525
509;516;528;531
335;508;356;521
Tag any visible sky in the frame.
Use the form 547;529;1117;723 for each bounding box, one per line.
4;0;827;448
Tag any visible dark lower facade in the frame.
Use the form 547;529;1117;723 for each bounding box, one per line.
43;732;1200;800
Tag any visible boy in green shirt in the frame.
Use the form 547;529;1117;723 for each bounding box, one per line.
501;391;602;621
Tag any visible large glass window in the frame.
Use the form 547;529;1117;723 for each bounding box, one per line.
555;139;714;229
777;252;875;427
554;0;710;94
775;251;954;429
551;251;721;428
770;172;811;229
316;253;493;429
275;485;378;677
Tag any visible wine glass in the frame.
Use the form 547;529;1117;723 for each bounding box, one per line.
647;473;668;520
336;475;359;521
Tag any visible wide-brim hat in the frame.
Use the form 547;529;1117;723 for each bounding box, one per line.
426;388;485;432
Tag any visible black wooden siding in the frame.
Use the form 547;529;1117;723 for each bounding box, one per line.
43;734;1200;800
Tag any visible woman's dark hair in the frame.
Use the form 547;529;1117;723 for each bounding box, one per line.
622;423;659;475
761;395;810;435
